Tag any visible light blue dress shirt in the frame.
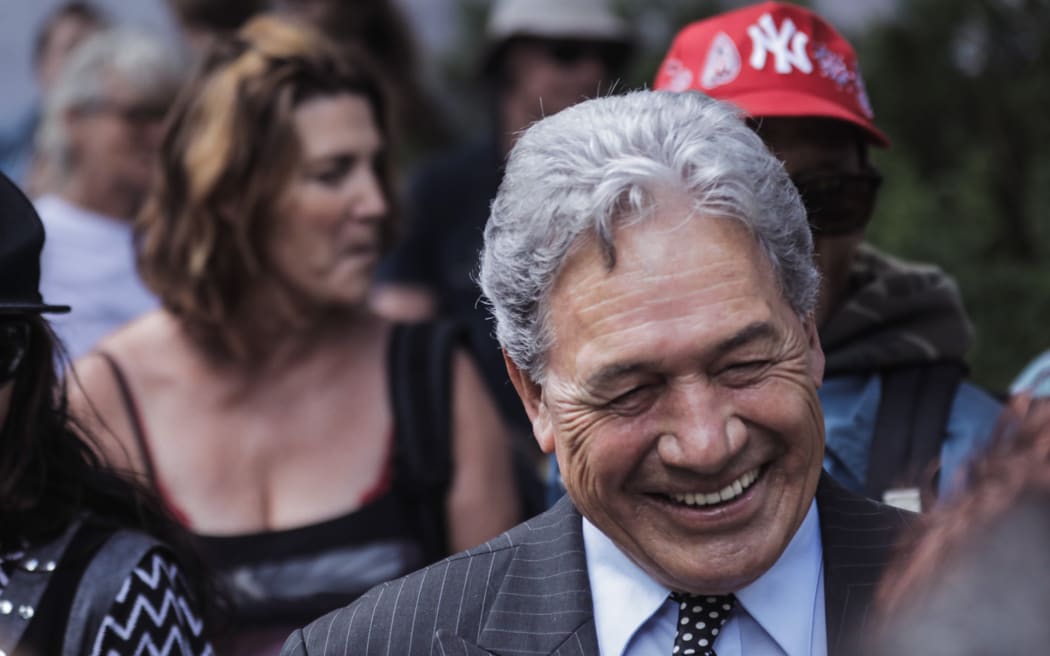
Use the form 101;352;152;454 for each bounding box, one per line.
584;500;826;656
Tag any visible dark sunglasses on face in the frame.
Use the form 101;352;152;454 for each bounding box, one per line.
791;168;883;237
0;320;30;386
539;39;624;71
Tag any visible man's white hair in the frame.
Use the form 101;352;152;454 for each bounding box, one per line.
478;89;819;383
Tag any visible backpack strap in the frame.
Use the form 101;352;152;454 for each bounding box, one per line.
0;519;83;653
865;362;966;502
388;320;464;563
61;528;164;655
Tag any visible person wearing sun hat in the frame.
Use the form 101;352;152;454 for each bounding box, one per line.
652;1;1001;509
373;0;635;515
0;171;214;653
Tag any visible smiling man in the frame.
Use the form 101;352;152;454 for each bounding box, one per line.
281;90;912;656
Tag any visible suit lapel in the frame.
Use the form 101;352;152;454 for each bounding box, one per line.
817;472;913;655
472;497;599;655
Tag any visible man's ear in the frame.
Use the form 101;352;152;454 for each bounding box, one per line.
803;313;825;388
503;350;555;454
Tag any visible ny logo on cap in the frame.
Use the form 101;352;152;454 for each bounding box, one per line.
747;13;812;74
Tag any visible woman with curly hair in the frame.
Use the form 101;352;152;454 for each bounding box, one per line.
70;15;519;654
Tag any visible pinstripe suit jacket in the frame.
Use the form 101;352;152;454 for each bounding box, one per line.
281;473;912;656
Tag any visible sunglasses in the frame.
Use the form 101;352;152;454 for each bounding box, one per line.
537;39;626;71
0;320;30;386
791;168;883;236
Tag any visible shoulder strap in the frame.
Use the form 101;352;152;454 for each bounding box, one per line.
61;528;164;655
388;320;463;563
94;350;160;487
0;519;83;653
865;362;966;500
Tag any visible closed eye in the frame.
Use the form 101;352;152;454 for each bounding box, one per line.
719;360;772;386
727;360;770;370
604;383;660;414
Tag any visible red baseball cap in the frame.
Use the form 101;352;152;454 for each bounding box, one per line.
654;1;888;147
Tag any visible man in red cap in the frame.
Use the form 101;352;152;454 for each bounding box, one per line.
653;1;1001;509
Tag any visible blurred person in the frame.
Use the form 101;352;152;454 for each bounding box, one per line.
69;15;519;655
282;89;914;656
166;0;267;56
373;0;633;504
653;1;1002;509
0;172;213;654
865;399;1050;655
0;1;107;188
34;28;182;360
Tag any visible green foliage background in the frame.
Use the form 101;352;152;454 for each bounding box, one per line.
440;0;1049;394
856;0;1050;393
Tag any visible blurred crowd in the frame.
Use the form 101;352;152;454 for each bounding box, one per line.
0;0;1046;654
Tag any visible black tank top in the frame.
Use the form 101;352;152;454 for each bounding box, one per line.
195;489;424;631
93;349;433;649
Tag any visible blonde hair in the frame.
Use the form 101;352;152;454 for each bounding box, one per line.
136;14;394;362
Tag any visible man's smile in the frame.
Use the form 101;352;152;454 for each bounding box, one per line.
664;466;762;508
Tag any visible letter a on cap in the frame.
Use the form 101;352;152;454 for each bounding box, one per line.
701;32;741;89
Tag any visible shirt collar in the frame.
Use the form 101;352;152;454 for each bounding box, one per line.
735;499;824;655
583;499;823;656
583;518;669;656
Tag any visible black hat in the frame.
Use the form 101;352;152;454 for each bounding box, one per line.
0;172;70;314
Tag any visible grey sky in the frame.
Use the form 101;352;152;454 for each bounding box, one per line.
0;0;896;127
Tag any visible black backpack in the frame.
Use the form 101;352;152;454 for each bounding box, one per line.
387;321;460;564
863;362;967;503
388;320;545;563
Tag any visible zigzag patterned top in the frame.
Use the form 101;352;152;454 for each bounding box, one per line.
90;548;213;655
1;547;213;655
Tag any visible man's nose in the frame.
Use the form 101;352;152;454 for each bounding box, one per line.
656;381;746;474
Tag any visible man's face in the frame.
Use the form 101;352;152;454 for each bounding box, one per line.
66;75;169;216
508;198;826;594
756;117;872;325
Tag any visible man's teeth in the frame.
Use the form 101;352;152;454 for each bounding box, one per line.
670;468;760;507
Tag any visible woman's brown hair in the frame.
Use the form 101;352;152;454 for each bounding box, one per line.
136;14;395;362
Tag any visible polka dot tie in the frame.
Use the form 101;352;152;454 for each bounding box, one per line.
670;592;736;656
